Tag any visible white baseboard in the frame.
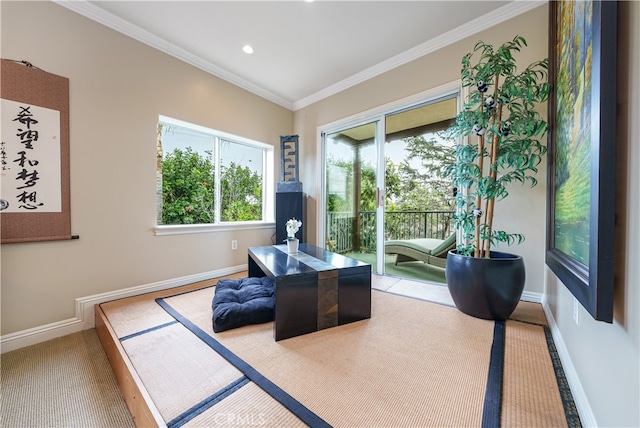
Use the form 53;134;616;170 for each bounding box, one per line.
541;297;597;427
521;290;543;303
0;265;247;354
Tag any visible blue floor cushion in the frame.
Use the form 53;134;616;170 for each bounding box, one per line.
212;276;275;333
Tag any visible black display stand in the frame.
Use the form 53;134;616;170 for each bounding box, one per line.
275;191;305;243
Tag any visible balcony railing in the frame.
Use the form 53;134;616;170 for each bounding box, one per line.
326;210;454;254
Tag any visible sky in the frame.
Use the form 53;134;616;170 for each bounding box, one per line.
327;131;449;171
160;124;263;174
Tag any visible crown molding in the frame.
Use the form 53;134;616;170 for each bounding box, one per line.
293;1;546;110
53;0;544;112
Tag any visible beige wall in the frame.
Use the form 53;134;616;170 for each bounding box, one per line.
295;5;550;296
1;1;291;333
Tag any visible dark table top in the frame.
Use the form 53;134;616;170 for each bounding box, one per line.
248;243;371;278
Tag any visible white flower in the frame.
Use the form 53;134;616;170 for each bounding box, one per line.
285;218;302;240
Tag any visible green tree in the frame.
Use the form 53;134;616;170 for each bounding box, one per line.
161;150;263;224
161;147;215;224
396;135;456;211
326;157;405;213
220;162;262;221
444;36;550;257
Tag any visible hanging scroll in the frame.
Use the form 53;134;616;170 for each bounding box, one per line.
0;59;73;243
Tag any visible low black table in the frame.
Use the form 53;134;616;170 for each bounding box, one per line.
248;243;371;341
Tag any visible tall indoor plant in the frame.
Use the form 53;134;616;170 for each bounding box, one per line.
443;36;550;320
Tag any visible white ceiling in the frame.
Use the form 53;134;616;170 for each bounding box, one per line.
55;1;543;111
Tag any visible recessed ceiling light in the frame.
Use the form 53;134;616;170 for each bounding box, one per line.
242;45;254;55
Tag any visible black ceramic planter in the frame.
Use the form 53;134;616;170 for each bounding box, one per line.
445;250;525;320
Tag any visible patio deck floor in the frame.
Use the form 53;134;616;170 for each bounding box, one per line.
343;251;447;285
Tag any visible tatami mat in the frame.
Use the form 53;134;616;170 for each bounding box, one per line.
185;382;307;428
121;322;244;422
502;320;566;427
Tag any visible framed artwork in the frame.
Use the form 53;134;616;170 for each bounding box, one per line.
277;135;302;193
546;0;617;322
280;135;299;183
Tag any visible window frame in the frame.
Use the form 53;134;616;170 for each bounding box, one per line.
155;115;274;236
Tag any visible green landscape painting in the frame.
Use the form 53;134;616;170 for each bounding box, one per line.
553;1;593;266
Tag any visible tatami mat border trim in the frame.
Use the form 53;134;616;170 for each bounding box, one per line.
544;327;582;427
167;376;250;428
156;298;331;428
482;320;505;428
118;320;178;342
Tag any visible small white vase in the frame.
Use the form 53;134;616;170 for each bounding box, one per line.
287;238;299;253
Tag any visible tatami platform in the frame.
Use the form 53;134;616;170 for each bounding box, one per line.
96;273;579;427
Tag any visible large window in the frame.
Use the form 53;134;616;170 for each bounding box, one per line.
156;115;274;232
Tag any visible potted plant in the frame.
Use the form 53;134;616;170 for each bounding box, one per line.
285;218;302;253
443;35;550;320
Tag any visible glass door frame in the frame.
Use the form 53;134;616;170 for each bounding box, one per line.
317;81;461;275
321;117;384;272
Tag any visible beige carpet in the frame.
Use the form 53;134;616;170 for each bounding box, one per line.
1;329;134;427
100;279;576;427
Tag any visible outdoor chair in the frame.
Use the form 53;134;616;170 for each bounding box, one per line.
384;233;456;269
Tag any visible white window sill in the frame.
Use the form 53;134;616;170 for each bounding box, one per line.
155;222;275;236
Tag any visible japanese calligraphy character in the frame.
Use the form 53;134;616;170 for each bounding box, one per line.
16;129;39;149
17;190;43;210
14;168;40;189
12;106;39;129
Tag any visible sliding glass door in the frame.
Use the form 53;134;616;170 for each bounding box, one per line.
382;98;457;283
324;120;382;268
322;93;458;282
